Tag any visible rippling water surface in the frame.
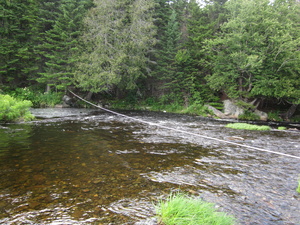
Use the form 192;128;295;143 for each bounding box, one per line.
0;109;299;224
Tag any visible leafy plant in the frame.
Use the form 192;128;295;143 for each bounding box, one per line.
155;193;235;225
182;104;212;116
0;94;34;122
7;87;63;108
226;123;271;131
268;111;283;122
238;110;260;121
34;92;63;108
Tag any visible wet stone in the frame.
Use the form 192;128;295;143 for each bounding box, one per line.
92;178;103;184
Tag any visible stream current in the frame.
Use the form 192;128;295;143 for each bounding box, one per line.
0;108;299;224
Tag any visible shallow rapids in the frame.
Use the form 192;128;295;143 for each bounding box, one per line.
0;109;299;224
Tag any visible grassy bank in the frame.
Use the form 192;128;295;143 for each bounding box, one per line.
155;193;236;225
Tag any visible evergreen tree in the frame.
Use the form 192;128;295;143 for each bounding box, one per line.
35;0;91;91
181;0;228;104
153;0;226;105
74;0;156;93
0;0;38;88
35;0;90;90
151;0;185;102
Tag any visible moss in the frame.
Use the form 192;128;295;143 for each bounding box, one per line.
277;126;286;130
225;123;271;131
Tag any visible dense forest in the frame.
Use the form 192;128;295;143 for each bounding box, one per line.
1;0;299;120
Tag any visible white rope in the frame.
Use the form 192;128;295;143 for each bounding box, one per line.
69;90;300;160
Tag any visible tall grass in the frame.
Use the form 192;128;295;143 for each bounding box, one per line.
155;193;235;225
225;123;271;131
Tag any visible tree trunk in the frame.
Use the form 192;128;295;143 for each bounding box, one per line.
281;104;298;120
85;91;93;101
45;84;51;93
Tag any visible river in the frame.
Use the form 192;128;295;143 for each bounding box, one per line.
0;108;299;224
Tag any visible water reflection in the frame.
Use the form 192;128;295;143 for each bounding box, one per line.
0;111;299;224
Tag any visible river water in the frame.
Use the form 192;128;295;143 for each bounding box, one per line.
0;108;299;224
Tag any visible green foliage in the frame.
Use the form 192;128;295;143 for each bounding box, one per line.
225;123;271;131
155;193;236;225
0;94;34;122
205;0;300;104
0;0;38;86
35;0;91;90
291;115;300;123
75;0;156;93
33;92;63;108
8;87;63;108
238;111;260;121
267;111;283;122
181;104;212;116
208;102;224;111
277;127;286;131
297;178;300;194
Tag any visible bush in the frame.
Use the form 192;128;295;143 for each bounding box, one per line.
155;193;235;225
225;123;271;131
238;110;260;121
0;94;34;122
182;104;212;116
268;111;283;122
8;87;63;107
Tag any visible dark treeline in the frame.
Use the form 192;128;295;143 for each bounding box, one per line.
0;0;299;118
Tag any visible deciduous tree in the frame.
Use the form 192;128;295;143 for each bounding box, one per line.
205;0;300;105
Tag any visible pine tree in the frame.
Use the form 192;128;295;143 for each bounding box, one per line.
35;0;90;91
0;0;38;88
35;0;91;91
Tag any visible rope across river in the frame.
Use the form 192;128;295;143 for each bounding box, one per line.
69;90;300;160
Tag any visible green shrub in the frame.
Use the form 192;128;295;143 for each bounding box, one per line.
33;92;62;107
208;102;224;111
268;111;283;122
0;94;34;122
181;104;212;116
297;178;300;194
156;193;235;225
238;110;260;121
8;87;63;107
226;123;271;131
